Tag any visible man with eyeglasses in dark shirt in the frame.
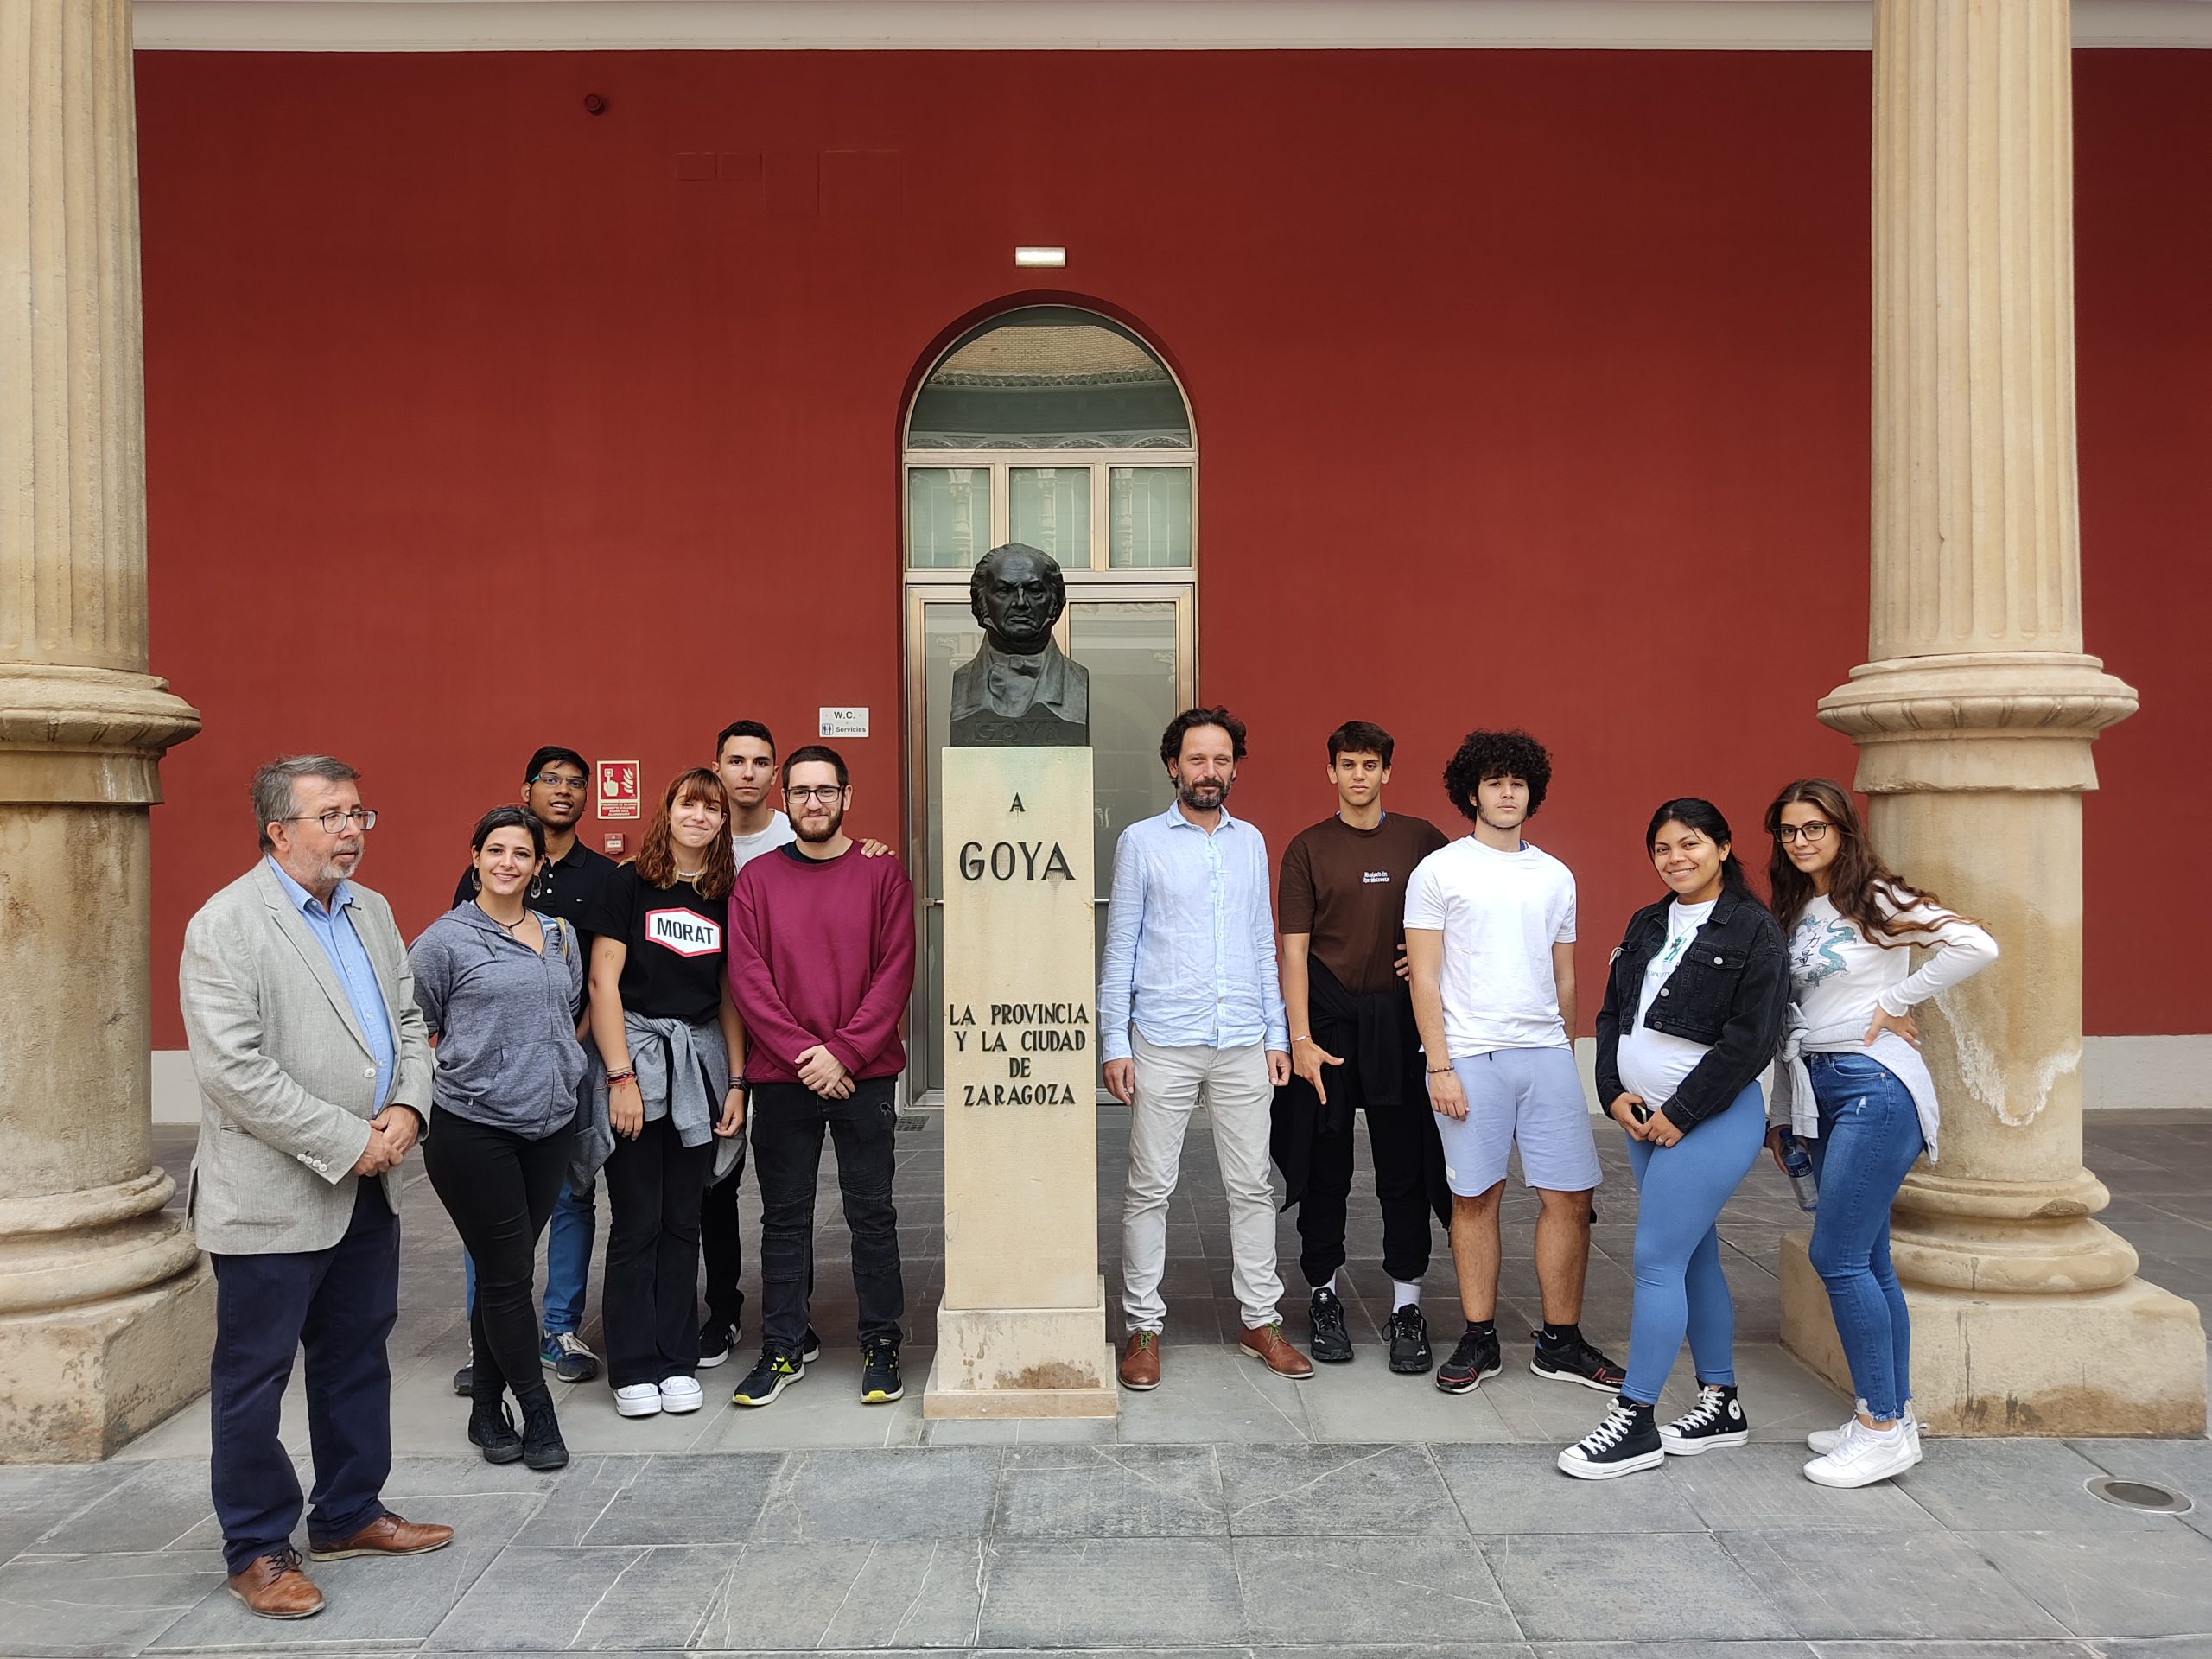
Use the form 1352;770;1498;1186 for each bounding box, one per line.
448;746;618;1394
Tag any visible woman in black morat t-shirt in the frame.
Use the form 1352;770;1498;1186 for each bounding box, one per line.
585;768;747;1420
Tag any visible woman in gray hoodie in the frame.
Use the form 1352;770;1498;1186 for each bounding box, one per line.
411;806;587;1471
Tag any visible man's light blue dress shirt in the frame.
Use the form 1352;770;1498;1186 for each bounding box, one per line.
267;856;397;1108
1097;804;1289;1063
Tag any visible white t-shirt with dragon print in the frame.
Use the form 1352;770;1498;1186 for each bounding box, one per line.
1787;892;1998;1037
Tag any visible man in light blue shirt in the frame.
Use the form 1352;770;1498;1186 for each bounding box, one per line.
1100;707;1312;1389
264;858;398;1109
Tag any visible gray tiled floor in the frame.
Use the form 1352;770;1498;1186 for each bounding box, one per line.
6;1110;2205;1655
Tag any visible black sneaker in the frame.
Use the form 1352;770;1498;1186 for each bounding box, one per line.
467;1396;523;1465
731;1349;804;1408
697;1318;734;1370
1387;1304;1434;1375
1530;1329;1627;1393
1557;1396;1665;1480
451;1365;473;1398
1435;1325;1503;1394
518;1395;569;1472
1659;1382;1750;1455
802;1325;823;1363
861;1338;904;1404
1307;1287;1352;1363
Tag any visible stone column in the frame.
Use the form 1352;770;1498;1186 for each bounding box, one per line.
0;0;211;1461
1778;0;2204;1435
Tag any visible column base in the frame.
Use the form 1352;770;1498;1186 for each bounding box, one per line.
923;1277;1118;1420
1780;1231;2205;1436
0;1261;214;1461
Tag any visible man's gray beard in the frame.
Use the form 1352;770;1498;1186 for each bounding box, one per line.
794;810;845;844
318;848;363;886
1177;778;1231;812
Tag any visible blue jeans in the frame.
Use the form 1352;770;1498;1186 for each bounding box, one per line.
1804;1051;1924;1421
463;1176;596;1338
1619;1080;1767;1405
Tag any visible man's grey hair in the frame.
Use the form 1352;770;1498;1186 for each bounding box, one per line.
253;756;361;851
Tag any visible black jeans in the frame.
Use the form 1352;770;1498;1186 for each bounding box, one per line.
1298;1096;1453;1289
751;1077;905;1353
209;1179;397;1575
699;1137;747;1329
601;1114;714;1388
423;1106;571;1406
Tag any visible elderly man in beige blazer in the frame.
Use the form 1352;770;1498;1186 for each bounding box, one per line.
181;755;450;1620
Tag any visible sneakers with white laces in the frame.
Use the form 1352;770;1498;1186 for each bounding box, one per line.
1808;1400;1922;1462
1802;1414;1917;1487
1658;1382;1750;1455
1557;1396;1666;1480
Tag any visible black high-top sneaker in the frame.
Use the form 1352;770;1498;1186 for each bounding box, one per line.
518;1391;569;1472
1386;1305;1433;1375
467;1395;523;1465
1659;1382;1750;1455
1557;1395;1665;1480
1307;1287;1352;1363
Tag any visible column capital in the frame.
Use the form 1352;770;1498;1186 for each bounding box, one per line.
0;665;201;805
1816;652;2136;794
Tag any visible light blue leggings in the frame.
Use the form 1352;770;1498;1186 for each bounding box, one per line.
1619;1080;1768;1405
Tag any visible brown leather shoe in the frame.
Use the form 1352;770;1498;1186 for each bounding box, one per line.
1118;1329;1161;1390
226;1548;325;1619
307;1511;455;1561
1240;1321;1316;1378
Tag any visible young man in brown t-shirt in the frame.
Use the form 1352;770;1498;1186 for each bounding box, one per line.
1274;721;1454;1374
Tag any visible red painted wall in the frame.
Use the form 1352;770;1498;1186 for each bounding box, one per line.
135;48;2211;1047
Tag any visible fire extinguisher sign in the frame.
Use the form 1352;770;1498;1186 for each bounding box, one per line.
595;760;641;820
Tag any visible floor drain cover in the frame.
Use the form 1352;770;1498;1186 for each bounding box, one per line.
893;1113;929;1132
2087;1475;2192;1513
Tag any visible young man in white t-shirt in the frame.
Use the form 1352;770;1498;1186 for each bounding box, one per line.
1404;729;1624;1397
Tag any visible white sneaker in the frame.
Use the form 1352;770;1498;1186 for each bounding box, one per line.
1808;1400;1919;1457
1802;1415;1917;1488
658;1376;703;1414
615;1382;663;1418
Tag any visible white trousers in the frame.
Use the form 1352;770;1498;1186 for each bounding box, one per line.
1121;1032;1283;1333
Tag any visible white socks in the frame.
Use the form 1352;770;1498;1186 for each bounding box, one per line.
1391;1280;1422;1310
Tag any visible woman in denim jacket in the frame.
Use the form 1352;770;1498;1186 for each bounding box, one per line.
1558;799;1788;1479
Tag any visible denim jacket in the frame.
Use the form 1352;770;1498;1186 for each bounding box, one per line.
1593;888;1789;1133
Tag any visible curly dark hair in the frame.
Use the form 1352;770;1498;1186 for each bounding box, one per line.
1441;728;1552;823
1160;707;1247;768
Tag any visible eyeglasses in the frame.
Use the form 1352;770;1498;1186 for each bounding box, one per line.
530;772;588;791
785;785;846;804
1775;822;1834;845
283;809;378;833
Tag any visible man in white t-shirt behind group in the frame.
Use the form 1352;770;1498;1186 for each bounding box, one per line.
1404;729;1625;1397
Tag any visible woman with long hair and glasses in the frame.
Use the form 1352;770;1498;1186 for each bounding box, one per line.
1764;778;1998;1488
581;769;747;1419
1559;800;1788;1478
410;807;587;1471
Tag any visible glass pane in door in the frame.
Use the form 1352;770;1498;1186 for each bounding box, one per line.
1010;466;1091;565
1109;467;1192;567
907;467;993;569
1065;600;1183;1019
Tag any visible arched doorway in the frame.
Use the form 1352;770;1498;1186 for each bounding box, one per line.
902;305;1198;1102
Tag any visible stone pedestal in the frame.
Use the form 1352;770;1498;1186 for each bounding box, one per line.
1779;0;2204;1435
1;0;209;1460
924;747;1115;1420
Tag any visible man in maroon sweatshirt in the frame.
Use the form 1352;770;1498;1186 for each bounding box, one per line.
724;744;917;1408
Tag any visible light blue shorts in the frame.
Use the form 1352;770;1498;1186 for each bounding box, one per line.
1436;1046;1603;1196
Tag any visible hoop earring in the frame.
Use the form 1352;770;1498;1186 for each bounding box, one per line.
527;873;544;900
470;870;483;893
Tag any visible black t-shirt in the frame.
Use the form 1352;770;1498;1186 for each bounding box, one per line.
584;863;728;1026
454;839;618;1017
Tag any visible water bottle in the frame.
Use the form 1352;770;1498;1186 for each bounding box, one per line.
1777;1131;1819;1213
